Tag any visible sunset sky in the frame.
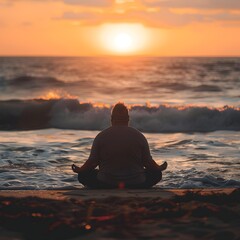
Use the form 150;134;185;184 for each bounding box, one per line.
0;0;240;56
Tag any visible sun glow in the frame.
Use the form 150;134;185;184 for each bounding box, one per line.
100;24;149;54
113;33;133;52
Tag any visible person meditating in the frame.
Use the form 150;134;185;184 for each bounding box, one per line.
72;102;167;189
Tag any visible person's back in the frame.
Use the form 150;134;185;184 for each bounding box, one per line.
72;102;167;189
91;126;151;185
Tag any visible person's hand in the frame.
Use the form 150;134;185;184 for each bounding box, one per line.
72;164;81;173
159;161;168;171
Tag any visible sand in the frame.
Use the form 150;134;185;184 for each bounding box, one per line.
0;188;239;240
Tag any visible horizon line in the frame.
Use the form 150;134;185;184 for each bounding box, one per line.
1;55;240;58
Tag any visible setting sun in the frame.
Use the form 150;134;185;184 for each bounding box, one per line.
100;24;149;54
113;33;133;53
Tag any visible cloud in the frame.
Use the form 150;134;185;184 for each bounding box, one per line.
61;12;97;20
138;9;204;27
213;13;240;21
0;0;12;7
0;0;113;7
142;0;240;9
22;21;33;26
2;0;240;10
54;0;240;27
59;8;240;28
63;0;113;7
2;0;240;28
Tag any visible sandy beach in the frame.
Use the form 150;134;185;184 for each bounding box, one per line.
0;188;239;240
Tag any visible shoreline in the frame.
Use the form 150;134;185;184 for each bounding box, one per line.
0;188;239;239
0;188;237;200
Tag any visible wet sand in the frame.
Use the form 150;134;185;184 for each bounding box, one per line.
0;188;239;240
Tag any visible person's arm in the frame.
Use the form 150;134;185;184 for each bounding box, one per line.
72;136;100;173
72;160;98;173
144;159;167;171
141;135;167;171
144;158;161;170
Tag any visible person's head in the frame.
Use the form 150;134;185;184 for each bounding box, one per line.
111;102;129;126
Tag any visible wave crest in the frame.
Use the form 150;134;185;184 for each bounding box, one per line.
0;99;240;132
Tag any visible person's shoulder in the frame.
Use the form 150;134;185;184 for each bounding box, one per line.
127;127;149;145
127;126;146;138
95;127;112;138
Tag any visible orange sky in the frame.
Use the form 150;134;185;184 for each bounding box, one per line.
0;0;240;56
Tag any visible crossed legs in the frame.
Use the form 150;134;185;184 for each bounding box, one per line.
77;169;162;189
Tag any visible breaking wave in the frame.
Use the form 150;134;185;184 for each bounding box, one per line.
0;98;240;132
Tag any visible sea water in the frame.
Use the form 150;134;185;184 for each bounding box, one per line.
0;57;240;189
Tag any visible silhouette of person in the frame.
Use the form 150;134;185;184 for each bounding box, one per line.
72;102;167;189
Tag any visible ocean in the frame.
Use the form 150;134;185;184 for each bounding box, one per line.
0;57;240;189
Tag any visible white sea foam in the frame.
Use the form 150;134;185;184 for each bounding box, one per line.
0;129;239;190
0;99;240;132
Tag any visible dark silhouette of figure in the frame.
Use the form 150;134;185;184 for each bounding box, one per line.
72;103;167;189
